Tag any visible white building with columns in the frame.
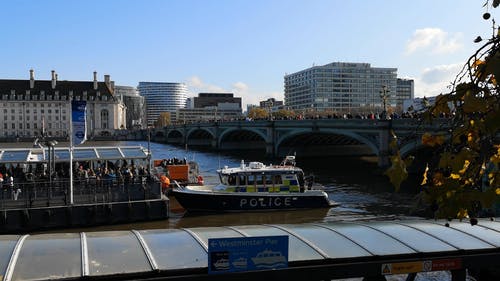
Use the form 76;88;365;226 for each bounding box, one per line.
0;70;126;139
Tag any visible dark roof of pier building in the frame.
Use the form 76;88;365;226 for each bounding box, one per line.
0;79;114;100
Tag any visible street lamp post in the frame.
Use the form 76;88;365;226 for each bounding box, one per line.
268;100;274;121
379;85;390;120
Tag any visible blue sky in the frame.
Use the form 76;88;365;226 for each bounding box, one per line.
0;0;493;107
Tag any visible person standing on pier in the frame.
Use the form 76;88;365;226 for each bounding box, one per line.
6;174;20;200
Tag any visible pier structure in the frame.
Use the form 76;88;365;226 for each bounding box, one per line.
1;219;499;280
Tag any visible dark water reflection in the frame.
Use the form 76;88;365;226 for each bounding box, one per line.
35;140;422;234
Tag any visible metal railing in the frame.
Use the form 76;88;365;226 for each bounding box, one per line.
0;176;162;210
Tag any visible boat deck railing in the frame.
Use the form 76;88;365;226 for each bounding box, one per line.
0;176;162;210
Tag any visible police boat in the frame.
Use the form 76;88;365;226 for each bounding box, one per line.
170;156;334;212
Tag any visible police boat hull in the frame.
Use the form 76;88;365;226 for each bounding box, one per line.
171;186;332;212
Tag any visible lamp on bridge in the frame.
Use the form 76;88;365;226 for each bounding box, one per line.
379;85;390;120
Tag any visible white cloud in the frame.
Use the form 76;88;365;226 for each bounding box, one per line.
405;28;463;55
186;76;282;110
414;63;463;98
186;76;226;93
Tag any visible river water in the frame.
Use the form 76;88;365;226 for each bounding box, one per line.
25;141;461;280
64;140;422;232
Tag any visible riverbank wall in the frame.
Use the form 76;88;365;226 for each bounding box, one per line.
0;198;169;234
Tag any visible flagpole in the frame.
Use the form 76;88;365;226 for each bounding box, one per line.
69;98;74;205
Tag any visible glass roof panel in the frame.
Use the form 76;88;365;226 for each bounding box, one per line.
282;224;371;258
445;221;500;247
54;149;70;161
72;149;97;160
367;222;457;252
399;221;495;250
232;225;324;261
0;236;20;279
121;147;147;158
322;222;416;255
187;227;243;249
139;229;207;270
96;148;122;159
11;233;81;281
475;220;500;232
86;231;151;276
0;150;29;162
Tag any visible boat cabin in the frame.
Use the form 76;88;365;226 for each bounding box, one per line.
217;161;306;193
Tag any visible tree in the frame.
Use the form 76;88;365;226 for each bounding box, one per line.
155;112;171;128
247;107;268;120
273;109;296;119
386;1;500;220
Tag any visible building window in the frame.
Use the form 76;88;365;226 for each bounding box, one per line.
101;109;109;129
3;123;6;130
11;123;15;129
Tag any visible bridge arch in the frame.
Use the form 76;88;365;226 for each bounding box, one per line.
276;128;380;157
218;128;267;151
166;129;184;139
186;127;215;140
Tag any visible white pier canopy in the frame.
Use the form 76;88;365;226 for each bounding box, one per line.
0;146;149;164
1;219;500;280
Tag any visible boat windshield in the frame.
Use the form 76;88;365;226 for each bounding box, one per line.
219;173;238;186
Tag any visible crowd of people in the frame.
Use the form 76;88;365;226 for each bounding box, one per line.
0;161;154;202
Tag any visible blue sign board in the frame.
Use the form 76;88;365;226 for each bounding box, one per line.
208;235;288;274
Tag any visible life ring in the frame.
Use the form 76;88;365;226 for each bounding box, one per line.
197;175;204;185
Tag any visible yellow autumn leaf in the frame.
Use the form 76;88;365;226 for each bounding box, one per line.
421;164;429;185
450;173;461;180
384;155;408;192
496;188;500;195
457;208;468;219
459;160;470;174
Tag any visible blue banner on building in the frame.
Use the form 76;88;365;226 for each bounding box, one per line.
71;100;87;146
208;235;288;274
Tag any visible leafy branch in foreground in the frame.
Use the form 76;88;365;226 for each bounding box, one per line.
386;3;500;220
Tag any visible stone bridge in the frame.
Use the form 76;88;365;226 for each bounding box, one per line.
149;119;451;167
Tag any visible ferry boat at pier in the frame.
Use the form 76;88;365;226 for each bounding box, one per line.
171;156;334;212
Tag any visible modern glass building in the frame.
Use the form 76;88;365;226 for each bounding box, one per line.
395;78;415;111
284;62;404;114
137;82;188;127
114;86;146;129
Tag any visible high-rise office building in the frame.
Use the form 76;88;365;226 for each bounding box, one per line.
137;82;188;126
395;78;415;111
177;92;242;123
284;62;407;114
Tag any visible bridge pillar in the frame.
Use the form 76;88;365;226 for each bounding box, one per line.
265;143;274;157
378;120;391;168
265;124;276;157
211;138;218;149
